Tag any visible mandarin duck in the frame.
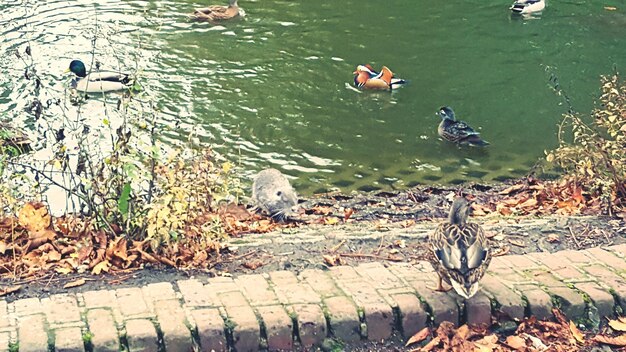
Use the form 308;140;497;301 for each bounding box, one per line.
353;64;406;91
190;0;241;22
437;106;489;147
510;0;545;15
66;60;133;93
428;197;491;299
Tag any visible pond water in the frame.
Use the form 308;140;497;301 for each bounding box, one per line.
1;0;624;195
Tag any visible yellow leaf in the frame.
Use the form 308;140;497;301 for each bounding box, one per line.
609;318;626;332
405;327;429;347
324;217;339;225
63;278;86;289
569;320;585;343
55;267;73;274
92;260;111;275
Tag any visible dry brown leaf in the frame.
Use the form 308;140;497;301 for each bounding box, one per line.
18;202;51;232
311;205;333;215
63;278;86;289
508;239;525;247
505;335;526;350
242;261;263;270
92;260;111;275
608;318;626;332
592;333;626;346
473;334;498;351
546;234;560;243
569;321;584;343
344;208;354;221
405;327;430;347
0;285;22;296
519;198;538;208
420;336;441;351
456;324;470;340
499;184;524;195
323;254;339;266
492;245;510;257
0;240;6;255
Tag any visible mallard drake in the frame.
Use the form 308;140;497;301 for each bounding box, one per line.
353;64;407;90
510;0;545;14
437;106;489;147
428;197;491;299
190;0;241;22
66;60;132;93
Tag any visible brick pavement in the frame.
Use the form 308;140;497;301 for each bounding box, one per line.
2;244;626;351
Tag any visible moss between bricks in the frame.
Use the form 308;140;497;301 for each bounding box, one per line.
391;306;404;338
415;294;435;326
520;295;531;318
8;342;18;352
608;288;624;316
82;331;94;352
223;317;237;350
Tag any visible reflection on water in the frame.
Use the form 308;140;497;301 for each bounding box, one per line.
1;0;625;195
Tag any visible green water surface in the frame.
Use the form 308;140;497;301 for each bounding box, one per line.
1;0;624;194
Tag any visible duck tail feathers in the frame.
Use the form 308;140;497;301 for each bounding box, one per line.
390;78;408;89
468;138;490;147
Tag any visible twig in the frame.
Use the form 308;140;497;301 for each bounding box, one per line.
338;253;404;262
375;235;385;255
568;226;581;249
329;240;346;253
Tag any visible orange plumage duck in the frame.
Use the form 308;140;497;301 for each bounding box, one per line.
353;64;407;91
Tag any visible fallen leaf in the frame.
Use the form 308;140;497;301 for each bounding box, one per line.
456;324;470;339
420;336;440;351
405;327;429;347
63;278;86;289
608;318;626;332
569;320;585;343
505;335;526;350
0;285;22;296
508;239;526;247
344;208;354;221
92;260;111;275
546;234;560;243
55;267;73;274
18;202;51;232
474;334;498;351
0;240;6;254
242;261;263;270
522;333;548;351
519;198;538;208
324;217;339;225
499;184;524;195
592;333;626;346
311;205;333;215
492;245;510;257
322;254;343;266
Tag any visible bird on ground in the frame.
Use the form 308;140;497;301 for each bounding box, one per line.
436;106;489;147
353;64;407;91
428;197;491;299
189;0;241;22
510;0;545;15
66;60;133;93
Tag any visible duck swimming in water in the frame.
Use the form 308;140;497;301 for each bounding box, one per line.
428;197;491;299
353;64;407;91
510;0;545;15
190;0;241;22
66;60;132;93
436;106;489;147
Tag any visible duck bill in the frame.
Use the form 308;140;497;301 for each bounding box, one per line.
450;280;479;299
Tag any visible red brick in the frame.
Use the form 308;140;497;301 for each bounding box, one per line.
53;327;83;352
0;332;10;351
585;247;626;271
43;294;81;326
337;280;387;306
528;269;567;288
390;293;428;338
329;266;361;282
323;296;360;343
17;314;48;352
300;269;344;297
207;277;239;294
607;244;626;257
409;276;459;326
361;301;394;341
582;265;626;311
355;262;406;290
218;291;251;308
256;305;293;350
235;274;279;306
481;274;525;321
0;301;9;329
82;290;117;309
517;285;552;320
191;308;227;352
489;257;512;270
465;292;491;326
124;319;158;352
268;271;298;285
142;282;176;303
274;283;321;305
116;288;151;318
491;268;536;288
155;300;192;352
575;282;615;320
224;305;260;352
177;279;217;307
559;250;595;265
86;309;119;352
12;297;42;316
506;255;541;269
288;304;327;347
550;287;586;318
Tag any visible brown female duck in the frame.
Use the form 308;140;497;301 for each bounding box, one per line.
190;0;241;22
428;197;491;299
